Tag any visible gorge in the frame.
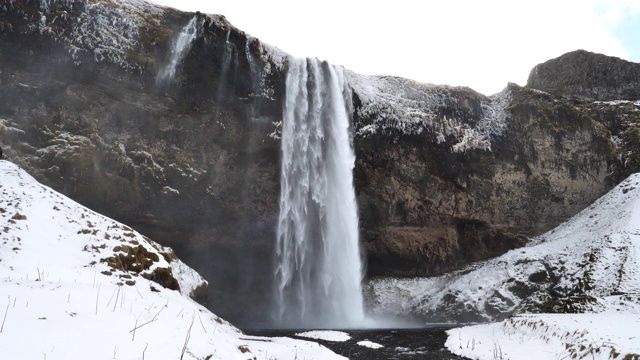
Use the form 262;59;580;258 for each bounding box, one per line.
1;0;639;333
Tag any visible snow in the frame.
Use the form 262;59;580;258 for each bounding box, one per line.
446;314;640;360
17;0;167;70
69;0;162;70
477;88;512;140
357;340;384;349
0;118;26;137
369;173;640;322
0;160;344;359
345;72;512;152
161;186;180;195
16;0;289;103
593;100;640;107
295;330;351;342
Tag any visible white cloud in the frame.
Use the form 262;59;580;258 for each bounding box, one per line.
148;0;636;95
593;0;640;27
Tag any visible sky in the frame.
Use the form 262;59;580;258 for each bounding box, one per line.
147;0;640;95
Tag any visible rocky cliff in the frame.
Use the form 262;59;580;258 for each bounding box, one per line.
349;74;634;278
527;50;640;101
368;173;640;323
1;0;639;326
0;0;286;325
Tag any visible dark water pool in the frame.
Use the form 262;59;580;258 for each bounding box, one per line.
244;327;467;359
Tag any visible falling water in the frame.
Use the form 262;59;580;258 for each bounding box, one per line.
214;30;234;109
156;16;200;84
274;57;365;329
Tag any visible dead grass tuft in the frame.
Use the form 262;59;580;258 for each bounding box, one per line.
11;213;26;220
142;267;180;292
101;245;159;273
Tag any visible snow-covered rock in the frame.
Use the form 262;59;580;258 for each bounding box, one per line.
0;160;344;360
346;71;512;152
368;173;640;322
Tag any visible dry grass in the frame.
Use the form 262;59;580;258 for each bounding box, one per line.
101;244;180;291
142;267;180;292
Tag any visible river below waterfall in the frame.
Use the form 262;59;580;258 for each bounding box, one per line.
245;327;467;359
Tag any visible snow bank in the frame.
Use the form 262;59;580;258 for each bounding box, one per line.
446;314;640;360
0;160;344;360
357;340;384;349
295;330;351;342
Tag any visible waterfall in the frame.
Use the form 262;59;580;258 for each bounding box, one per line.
274;57;365;329
156;16;200;84
214;30;234;109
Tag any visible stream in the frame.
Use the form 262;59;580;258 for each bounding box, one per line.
245;326;468;359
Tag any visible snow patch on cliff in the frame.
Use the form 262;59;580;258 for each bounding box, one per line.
346;73;512;152
18;0;166;70
69;0;163;70
0;118;26;137
593;99;640;107
477;88;512;140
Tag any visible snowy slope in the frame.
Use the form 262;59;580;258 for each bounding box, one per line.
368;173;640;322
446;314;640;360
0;160;344;360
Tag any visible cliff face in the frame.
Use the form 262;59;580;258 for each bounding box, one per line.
0;0;286;325
350;77;625;277
527;50;640;101
1;0;639;326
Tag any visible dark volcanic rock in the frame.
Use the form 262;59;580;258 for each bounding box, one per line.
351;80;624;278
526;49;640;101
0;0;286;326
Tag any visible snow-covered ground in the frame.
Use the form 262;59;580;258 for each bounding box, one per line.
0;160;344;360
446;314;640;360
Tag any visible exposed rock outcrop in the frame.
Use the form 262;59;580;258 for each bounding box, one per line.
352;79;624;277
527;49;640;101
1;0;639;326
